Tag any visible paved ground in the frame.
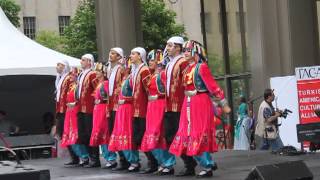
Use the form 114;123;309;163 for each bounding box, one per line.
23;150;320;180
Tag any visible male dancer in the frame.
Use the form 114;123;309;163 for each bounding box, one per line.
161;36;197;176
104;47;130;170
77;54;100;168
127;47;158;173
55;60;82;166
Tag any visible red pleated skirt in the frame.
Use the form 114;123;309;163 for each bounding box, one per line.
108;103;135;151
140;98;167;152
61;105;80;147
169;93;218;156
90;103;109;146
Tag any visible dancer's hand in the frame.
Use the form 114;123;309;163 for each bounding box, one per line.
222;104;231;114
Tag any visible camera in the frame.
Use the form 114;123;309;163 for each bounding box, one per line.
265;126;274;132
315;109;320;118
278;108;292;119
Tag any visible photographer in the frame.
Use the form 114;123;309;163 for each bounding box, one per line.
255;89;284;151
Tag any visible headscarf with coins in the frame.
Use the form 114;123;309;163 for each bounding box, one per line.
183;40;208;63
147;49;164;66
94;62;106;73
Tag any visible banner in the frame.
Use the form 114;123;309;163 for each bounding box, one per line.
270;76;300;149
295;66;320;124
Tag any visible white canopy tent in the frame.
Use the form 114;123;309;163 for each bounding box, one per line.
0;7;79;76
0;7;80;134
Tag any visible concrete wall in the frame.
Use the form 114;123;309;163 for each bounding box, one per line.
247;0;320;102
164;0;203;43
95;0;142;62
14;0;80;33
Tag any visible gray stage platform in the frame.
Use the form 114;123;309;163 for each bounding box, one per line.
21;150;320;180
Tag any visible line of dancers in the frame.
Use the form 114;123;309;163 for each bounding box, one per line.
55;36;231;178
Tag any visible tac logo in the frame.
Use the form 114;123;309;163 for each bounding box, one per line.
295;66;320;80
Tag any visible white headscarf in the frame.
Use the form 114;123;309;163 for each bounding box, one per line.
167;36;184;45
78;54;95;98
55;60;70;102
130;47;147;93
131;47;147;64
110;47;124;59
107;47;123;96
57;60;70;74
165;36;184;96
81;53;95;69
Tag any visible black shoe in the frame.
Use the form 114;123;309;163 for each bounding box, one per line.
79;159;89;167
112;163;130;171
176;168;195;177
102;161;117;169
158;167;174;175
196;164;218;178
153;166;164;175
83;162;101;168
139;165;158;174
64;160;79;167
196;170;213;178
127;164;141;173
212;163;218;171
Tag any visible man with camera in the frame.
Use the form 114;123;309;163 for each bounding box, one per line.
255;89;284;151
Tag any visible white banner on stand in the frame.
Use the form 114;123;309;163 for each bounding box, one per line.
270;76;300;149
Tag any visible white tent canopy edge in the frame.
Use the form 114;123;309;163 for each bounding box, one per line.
0;7;79;76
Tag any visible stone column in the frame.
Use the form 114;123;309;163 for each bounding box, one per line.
246;0;320;100
95;0;142;62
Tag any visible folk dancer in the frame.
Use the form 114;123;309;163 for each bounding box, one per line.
89;62;116;168
77;54;100;168
108;58;136;171
103;48;129;170
140;49;172;174
55;60;86;166
169;40;231;177
61;67;89;166
162;36;195;176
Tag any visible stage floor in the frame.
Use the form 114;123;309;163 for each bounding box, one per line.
23;150;320;180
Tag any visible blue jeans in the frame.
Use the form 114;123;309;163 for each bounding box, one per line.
194;152;215;169
260;136;284;151
101;145;117;162
151;149;176;167
71;144;89;159
122;150;139;164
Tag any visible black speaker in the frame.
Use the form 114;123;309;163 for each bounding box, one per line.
245;160;313;180
0;161;50;180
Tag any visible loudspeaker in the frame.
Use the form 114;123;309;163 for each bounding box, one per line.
0;161;50;180
0;134;55;148
245;160;313;180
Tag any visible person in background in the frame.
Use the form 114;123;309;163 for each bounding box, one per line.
255;89;283;151
233;96;251;150
0;110;19;137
